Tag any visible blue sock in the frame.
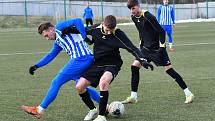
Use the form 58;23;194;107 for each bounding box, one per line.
87;87;100;103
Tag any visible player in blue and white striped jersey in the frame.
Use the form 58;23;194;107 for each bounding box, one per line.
157;0;175;51
21;18;100;118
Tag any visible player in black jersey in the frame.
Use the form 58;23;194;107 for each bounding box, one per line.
122;0;194;104
74;15;153;121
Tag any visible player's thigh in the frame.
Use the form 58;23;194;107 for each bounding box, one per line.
166;26;173;35
82;65;104;88
60;55;93;79
143;48;171;67
99;71;113;91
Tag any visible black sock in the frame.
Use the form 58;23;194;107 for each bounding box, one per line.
131;66;140;92
99;91;109;116
79;90;96;110
166;68;187;90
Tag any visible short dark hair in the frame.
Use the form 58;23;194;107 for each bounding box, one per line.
38;22;54;34
104;15;116;29
127;0;140;9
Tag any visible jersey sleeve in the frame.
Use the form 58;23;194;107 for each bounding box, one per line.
55;18;86;39
35;43;62;68
114;29;144;59
157;5;162;22
91;8;94;18
171;6;175;24
145;11;165;45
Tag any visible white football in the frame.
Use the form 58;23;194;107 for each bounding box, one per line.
108;101;125;117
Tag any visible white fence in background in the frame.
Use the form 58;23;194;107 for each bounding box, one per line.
0;1;215;20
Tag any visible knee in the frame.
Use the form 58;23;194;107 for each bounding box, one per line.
76;78;88;94
76;84;84;94
132;60;142;68
99;80;109;91
164;65;173;72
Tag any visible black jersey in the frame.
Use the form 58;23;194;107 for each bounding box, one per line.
86;24;144;67
131;10;165;50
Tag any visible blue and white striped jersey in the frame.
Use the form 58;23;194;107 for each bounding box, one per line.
55;31;92;58
35;18;93;68
157;4;175;25
55;18;92;59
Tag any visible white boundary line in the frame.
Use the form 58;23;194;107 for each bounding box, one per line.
118;18;215;26
175;42;215;47
0;42;215;56
0;52;48;56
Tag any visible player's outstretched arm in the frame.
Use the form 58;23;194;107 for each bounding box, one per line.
30;43;62;74
114;29;153;71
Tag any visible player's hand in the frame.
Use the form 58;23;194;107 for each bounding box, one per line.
140;58;154;71
84;37;93;45
29;65;38;75
173;24;176;29
61;27;79;37
61;27;71;36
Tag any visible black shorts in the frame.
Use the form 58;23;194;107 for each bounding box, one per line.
85;18;93;26
82;64;120;88
140;47;171;66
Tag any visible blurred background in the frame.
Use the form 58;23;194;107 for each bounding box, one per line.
0;0;214;28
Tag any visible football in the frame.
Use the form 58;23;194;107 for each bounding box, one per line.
108;101;125;117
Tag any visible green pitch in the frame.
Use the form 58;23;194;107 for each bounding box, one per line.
0;22;215;121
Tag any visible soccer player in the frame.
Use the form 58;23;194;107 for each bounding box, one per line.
20;18;100;118
157;0;176;51
122;0;194;104
83;2;94;27
74;15;154;121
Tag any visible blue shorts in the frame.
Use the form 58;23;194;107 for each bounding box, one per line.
162;25;172;34
59;55;94;81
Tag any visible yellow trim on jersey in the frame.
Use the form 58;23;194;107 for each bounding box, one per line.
159;42;165;47
96;24;102;29
141;9;147;17
112;27;118;35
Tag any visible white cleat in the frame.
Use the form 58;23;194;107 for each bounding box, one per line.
121;96;138;104
84;108;98;121
185;93;194;104
93;115;107;121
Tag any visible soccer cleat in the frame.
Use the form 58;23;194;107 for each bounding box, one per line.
21;105;42;119
185;93;194;104
168;48;175;52
93;115;107;121
121;96;138;104
84;108;98;121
